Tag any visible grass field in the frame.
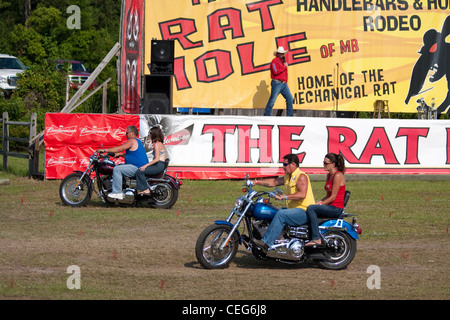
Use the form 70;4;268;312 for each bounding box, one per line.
0;170;449;302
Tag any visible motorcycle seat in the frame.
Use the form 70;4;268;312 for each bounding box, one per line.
317;217;341;224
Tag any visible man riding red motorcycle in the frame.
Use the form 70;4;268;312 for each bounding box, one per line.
59;125;181;209
98;125;148;200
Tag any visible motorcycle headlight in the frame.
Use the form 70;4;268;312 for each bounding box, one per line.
234;197;245;209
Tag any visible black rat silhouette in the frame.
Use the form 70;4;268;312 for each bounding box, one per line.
405;15;450;114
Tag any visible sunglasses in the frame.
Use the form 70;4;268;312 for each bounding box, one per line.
283;162;291;167
323;161;332;165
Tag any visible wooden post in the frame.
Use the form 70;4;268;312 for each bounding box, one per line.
2;112;8;170
28;113;37;178
29;113;36;144
102;82;108;113
65;77;70;103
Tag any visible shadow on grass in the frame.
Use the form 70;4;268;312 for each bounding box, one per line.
184;250;319;270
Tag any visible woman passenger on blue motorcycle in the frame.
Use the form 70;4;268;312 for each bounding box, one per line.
135;126;167;195
305;153;346;247
252;153;315;251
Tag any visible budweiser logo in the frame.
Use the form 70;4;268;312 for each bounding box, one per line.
47;156;78;167
79;157;90;167
46;125;77;136
164;124;193;146
164;132;190;145
80;126;111;137
112;127;127;140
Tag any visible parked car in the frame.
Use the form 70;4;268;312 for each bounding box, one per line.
0;54;26;98
56;60;97;90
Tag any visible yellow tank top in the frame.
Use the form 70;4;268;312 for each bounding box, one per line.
284;168;315;210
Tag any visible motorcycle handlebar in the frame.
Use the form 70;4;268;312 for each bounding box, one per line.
244;174;283;199
95;151;116;158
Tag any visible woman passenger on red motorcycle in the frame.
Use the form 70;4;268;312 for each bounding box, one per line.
135;126;167;195
305;153;346;247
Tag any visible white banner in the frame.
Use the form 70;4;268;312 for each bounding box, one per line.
140;115;450;179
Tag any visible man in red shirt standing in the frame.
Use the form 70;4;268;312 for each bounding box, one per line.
264;46;294;116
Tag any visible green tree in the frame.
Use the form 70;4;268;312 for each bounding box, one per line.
8;24;45;65
0;0;122;126
13;61;66;131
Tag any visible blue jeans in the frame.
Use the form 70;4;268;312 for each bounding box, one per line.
135;161;166;191
111;164;138;194
262;208;308;247
264;80;294;116
306;205;343;240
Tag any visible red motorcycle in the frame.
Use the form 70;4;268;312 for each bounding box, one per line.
59;151;181;208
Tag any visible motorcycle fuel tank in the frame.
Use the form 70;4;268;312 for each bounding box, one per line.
98;158;116;175
251;202;278;220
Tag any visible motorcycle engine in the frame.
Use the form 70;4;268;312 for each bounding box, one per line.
106;188;135;205
252;221;269;239
253;223;308;261
120;188;136;205
267;239;305;261
288;226;309;239
266;226;309;261
101;176;113;191
288;240;304;259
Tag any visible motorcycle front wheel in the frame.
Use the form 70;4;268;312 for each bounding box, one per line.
195;224;239;269
314;230;357;270
59;173;92;207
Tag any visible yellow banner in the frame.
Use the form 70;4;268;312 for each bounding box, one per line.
144;0;450;113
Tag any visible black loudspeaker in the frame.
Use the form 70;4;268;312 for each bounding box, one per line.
142;75;173;114
150;40;174;74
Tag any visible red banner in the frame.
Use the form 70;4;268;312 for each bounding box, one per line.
121;0;144;114
44;113;140;179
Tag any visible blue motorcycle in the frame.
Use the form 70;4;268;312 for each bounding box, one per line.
195;174;361;270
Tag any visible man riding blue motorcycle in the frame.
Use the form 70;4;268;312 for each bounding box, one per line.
195;153;361;270
252;153;315;251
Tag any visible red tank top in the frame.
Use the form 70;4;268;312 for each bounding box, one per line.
324;172;346;209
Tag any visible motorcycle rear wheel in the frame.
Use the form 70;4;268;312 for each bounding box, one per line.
195;224;239;269
148;182;178;209
59;173;92;207
314;230;357;270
